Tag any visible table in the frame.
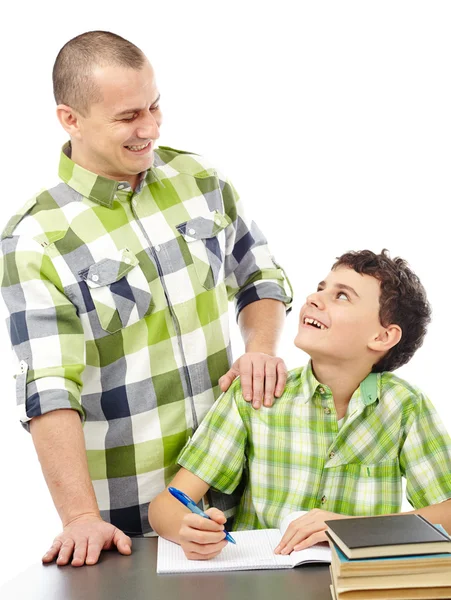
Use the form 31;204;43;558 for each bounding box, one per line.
0;538;332;600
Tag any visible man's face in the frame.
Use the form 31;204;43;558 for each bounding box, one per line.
72;60;162;185
295;266;384;364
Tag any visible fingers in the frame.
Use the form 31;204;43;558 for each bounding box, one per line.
275;515;311;554
42;539;62;563
263;361;277;407
180;511;229;556
275;521;327;555
239;358;254;403
250;360;265;408
113;531;132;556
293;530;328;551
204;507;227;524
220;354;288;409
42;521;132;567
182;512;226;533
218;366;239;393
182;537;229;560
56;538;76;566
71;539;89;567
274;360;288;397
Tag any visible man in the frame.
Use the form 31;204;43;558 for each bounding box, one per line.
0;31;291;567
149;249;451;560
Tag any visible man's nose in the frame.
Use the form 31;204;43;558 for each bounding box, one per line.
136;111;160;139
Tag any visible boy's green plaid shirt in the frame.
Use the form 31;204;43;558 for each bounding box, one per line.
178;362;451;530
0;143;292;535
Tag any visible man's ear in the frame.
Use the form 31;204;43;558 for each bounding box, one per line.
368;324;402;354
56;104;82;139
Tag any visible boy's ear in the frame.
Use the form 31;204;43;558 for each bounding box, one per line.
368;324;402;354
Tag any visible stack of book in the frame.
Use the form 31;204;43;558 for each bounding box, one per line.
325;514;451;600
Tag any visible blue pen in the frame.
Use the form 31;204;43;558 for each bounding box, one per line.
168;486;236;544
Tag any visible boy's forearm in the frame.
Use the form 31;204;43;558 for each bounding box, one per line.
408;498;451;533
148;489;192;543
148;468;211;542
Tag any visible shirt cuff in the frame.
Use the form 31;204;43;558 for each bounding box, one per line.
235;280;292;320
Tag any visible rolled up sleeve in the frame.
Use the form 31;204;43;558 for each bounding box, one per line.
220;178;293;318
0;234;85;430
178;379;248;494
400;394;451;508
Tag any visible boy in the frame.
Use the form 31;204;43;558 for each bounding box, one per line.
149;250;451;560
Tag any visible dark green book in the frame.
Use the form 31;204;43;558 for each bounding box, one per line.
325;514;451;559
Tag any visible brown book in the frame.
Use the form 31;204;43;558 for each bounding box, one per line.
325;514;451;559
330;566;451;600
330;582;451;600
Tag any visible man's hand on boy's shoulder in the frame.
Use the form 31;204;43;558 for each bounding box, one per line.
274;509;351;555
219;352;288;409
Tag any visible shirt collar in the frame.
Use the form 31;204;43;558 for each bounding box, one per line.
58;142;160;208
301;360;379;406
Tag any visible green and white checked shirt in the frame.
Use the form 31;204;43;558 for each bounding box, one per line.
178;362;451;530
0;143;292;535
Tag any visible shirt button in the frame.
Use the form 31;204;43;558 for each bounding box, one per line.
155;245;161;252
215;217;221;225
117;183;125;190
319;387;325;394
188;228;196;235
124;258;131;265
329;451;335;459
91;274;99;282
324;407;331;415
321;495;327;504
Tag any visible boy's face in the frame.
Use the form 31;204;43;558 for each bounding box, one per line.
295;266;385;363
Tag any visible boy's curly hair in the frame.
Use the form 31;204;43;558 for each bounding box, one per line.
332;249;431;372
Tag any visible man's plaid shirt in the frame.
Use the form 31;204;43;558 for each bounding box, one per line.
178;362;451;530
0;143;292;535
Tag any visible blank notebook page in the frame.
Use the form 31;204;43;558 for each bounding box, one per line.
157;529;291;573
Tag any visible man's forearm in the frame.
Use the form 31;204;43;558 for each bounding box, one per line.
238;299;286;354
30;409;100;526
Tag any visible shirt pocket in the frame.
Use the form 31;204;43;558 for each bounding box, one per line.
176;210;231;290
339;458;403;514
79;247;154;334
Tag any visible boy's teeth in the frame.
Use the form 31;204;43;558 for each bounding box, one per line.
304;317;326;330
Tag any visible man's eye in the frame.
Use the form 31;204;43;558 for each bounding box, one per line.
122;114;137;122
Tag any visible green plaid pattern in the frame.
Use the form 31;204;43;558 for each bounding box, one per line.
0;143;292;536
178;362;451;530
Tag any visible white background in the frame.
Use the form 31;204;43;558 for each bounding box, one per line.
0;0;450;587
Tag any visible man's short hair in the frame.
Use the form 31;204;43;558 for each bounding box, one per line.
332;249;431;372
53;31;146;116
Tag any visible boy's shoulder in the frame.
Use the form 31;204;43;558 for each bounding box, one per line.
378;370;429;411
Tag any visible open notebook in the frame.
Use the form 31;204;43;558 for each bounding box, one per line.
157;511;331;573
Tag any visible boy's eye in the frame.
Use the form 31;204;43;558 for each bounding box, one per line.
337;292;349;301
150;104;160;112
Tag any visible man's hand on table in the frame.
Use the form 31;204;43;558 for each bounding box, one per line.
219;352;288;409
42;514;132;567
275;509;350;554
